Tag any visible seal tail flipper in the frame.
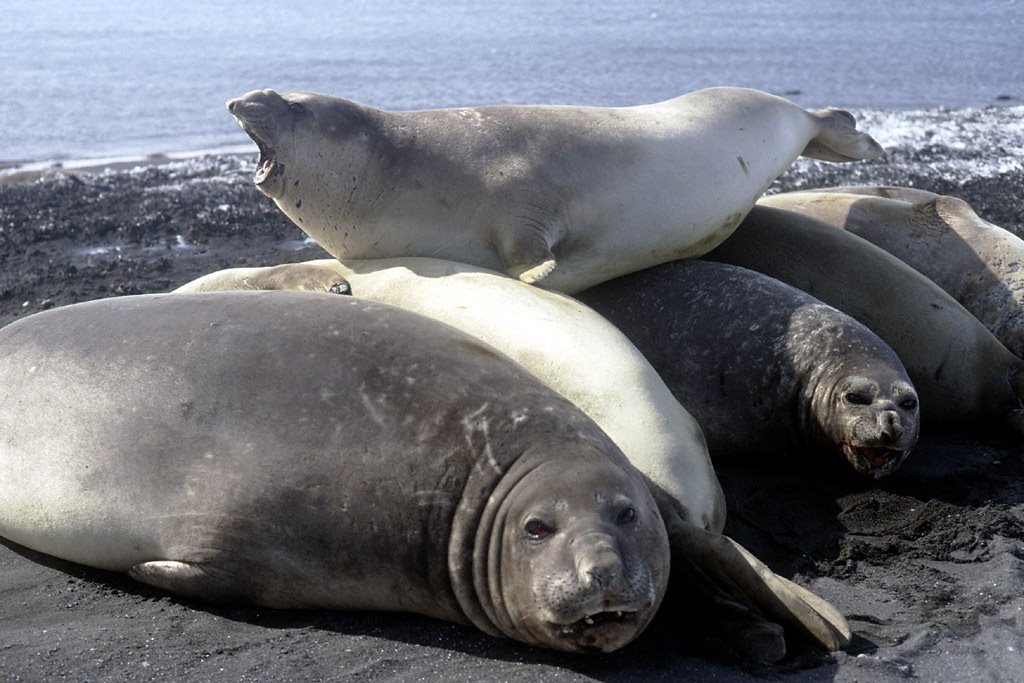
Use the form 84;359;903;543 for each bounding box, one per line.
130;560;245;603
663;518;851;661
801;109;884;162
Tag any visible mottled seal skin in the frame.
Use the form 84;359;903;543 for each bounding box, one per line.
577;260;920;479
174;263;852;658
177;257;725;533
227;86;882;293
0;292;670;653
707;205;1024;435
759;186;1024;359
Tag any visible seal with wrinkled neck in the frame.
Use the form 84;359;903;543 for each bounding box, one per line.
0;291;668;653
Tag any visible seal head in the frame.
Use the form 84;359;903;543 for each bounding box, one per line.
228;89;295;196
456;452;668;652
792;307;920;478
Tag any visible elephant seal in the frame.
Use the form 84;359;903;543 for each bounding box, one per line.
759;186;1024;359
706;205;1024;434
577;260;920;478
0;292;668;653
227;86;882;293
176;257;725;532
0;292;850;658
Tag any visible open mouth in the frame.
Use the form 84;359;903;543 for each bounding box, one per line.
557;610;638;642
235;118;276;186
844;444;908;479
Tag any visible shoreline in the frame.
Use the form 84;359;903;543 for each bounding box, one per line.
0;147;254;186
3;100;1022;186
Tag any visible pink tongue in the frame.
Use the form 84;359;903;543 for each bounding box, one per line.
862;448;894;468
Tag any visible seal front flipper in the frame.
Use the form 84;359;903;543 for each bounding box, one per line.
801;109;884;162
487;192;564;284
130;561;245;603
662;517;850;661
494;222;557;284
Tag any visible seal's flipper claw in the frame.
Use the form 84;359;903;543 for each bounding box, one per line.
514;259;557;284
329;280;352;295
130;560;242;603
500;226;557;284
664;518;850;659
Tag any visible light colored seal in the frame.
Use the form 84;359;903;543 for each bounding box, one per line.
227;86;882;293
0;292;850;658
759;186;1024;359
176;257;725;532
706;205;1024;434
578;260;920;479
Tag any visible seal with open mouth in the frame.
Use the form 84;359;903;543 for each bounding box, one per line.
226;86;882;293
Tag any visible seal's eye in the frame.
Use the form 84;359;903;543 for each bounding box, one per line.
289;101;308;116
524;518;554;541
899;397;918;411
844;392;871;405
616;506;637;526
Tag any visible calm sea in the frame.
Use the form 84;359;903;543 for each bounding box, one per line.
1;0;1021;164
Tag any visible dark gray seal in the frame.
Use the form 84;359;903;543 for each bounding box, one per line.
578;260;920;479
227;86;882;292
0;292;850;658
706;205;1024;435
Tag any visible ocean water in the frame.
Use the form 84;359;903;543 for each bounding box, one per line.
0;0;1021;165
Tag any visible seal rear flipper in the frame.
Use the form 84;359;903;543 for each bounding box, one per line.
801;109;884;162
130;560;245;603
664;520;851;660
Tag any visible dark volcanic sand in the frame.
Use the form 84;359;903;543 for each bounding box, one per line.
2;117;1023;681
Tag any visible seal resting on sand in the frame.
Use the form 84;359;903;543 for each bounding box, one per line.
0;292;850;659
759;186;1024;359
577;260;920;479
227;86;882;292
706;205;1024;435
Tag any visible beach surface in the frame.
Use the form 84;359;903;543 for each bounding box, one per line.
1;106;1023;681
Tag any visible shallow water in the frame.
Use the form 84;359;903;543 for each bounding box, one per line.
1;0;1021;164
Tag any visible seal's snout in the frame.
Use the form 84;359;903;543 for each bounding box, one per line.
878;410;903;443
575;534;624;592
226;89;286;116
